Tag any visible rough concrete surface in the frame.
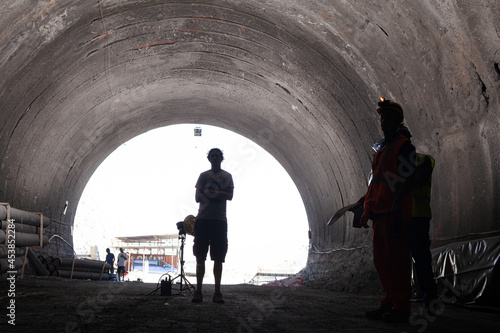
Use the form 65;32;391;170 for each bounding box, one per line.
1;1;499;261
1;0;500;319
1;277;498;333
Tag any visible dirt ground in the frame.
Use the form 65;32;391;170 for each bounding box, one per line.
0;276;498;333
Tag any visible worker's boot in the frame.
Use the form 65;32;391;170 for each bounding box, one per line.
365;303;393;320
382;309;410;323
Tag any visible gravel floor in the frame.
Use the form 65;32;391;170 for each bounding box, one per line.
1;276;498;333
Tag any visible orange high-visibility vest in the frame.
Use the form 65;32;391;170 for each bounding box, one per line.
364;135;413;218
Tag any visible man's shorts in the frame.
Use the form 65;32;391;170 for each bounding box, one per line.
193;219;228;262
117;266;126;274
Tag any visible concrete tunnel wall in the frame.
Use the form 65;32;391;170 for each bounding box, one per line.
1;1;499;285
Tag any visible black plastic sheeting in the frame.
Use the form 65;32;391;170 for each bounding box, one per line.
430;236;500;306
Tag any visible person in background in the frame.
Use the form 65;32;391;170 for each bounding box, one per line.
396;125;439;312
105;248;115;275
117;247;129;282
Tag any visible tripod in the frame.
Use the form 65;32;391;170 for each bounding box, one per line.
170;233;196;295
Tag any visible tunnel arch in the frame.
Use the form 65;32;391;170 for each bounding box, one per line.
1;1;499;283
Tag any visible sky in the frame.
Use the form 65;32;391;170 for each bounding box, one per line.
73;124;309;283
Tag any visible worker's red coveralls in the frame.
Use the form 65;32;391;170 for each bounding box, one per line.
364;134;415;314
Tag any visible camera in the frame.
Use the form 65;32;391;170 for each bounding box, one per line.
176;221;186;235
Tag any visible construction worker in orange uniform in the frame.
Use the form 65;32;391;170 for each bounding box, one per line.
358;98;416;323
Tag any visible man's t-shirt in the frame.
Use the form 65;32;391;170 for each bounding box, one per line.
117;252;128;267
105;253;115;265
196;169;234;221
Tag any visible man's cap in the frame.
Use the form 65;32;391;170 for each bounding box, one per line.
106;248;110;251
119;247;124;251
376;97;404;121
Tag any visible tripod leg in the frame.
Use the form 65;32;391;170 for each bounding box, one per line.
181;275;196;295
170;235;195;295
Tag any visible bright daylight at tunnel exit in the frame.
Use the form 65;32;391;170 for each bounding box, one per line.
73;124;309;284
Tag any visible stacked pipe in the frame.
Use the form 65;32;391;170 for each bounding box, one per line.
0;247;25;281
0;269;22;282
37;255;112;280
0;204;51;281
0;205;50;247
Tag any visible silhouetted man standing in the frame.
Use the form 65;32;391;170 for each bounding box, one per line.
360;98;416;323
192;148;234;304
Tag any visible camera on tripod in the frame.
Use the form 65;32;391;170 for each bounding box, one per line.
177;214;196;236
176;221;186;236
170;216;197;295
148;215;197;297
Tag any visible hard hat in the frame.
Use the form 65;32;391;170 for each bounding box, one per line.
376;97;404;121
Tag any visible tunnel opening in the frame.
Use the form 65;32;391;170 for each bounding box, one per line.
0;1;499;319
73;124;309;284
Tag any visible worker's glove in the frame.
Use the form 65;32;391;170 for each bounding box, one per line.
354;212;370;228
352;215;362;228
351;204;367;228
361;213;370;228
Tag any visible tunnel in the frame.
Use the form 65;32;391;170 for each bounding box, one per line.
1;0;499;294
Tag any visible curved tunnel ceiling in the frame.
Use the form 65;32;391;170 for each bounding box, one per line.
1;1;499;262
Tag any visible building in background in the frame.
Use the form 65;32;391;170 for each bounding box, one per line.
111;234;180;274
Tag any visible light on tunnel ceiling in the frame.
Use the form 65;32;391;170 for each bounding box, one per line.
63;201;68;215
194;127;202;136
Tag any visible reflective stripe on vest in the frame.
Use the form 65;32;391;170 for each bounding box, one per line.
411;154;435;218
364;135;412;216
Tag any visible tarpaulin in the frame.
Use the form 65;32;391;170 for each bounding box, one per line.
430;236;500;305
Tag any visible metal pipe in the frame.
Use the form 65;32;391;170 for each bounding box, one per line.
1;220;38;234
54;257;111;271
0;269;22;280
0;205;50;227
0;247;25;258
47;264;57;273
0;230;48;247
26;248;49;276
48;235;75;255
52;269;110;280
0;256;24;273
